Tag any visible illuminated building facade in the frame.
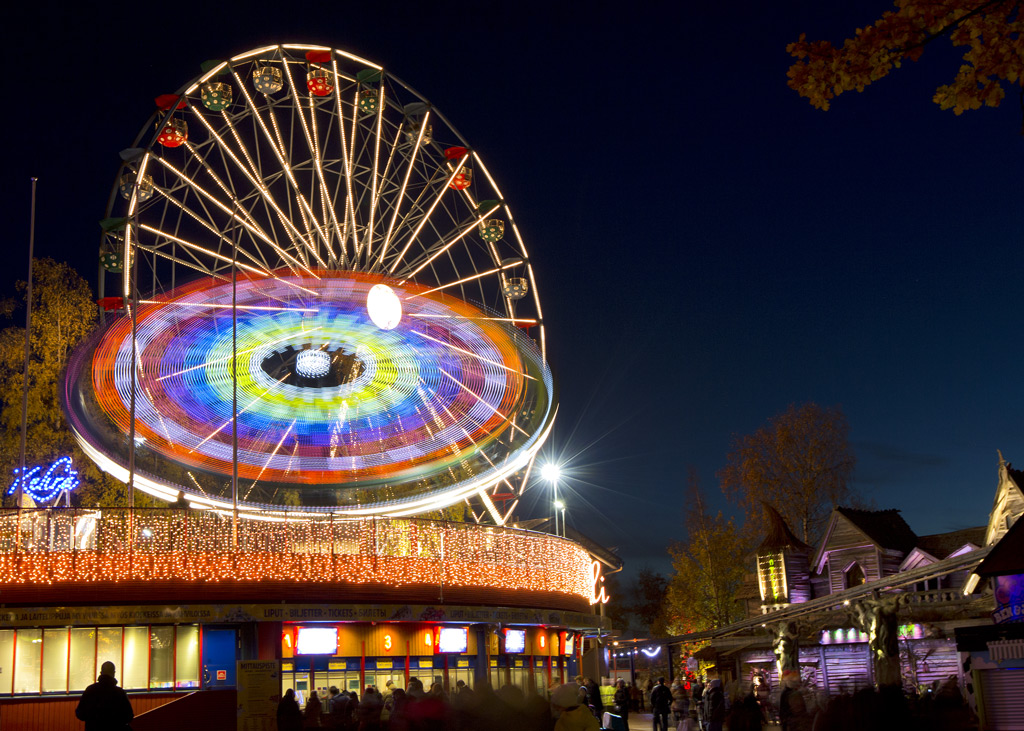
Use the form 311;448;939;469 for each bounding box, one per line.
0;508;615;728
668;456;1024;706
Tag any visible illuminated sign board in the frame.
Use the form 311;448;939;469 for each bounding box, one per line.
438;627;467;653
504;629;526;654
296;626;338;655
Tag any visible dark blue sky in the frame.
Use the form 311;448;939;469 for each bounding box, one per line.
4;1;1023;578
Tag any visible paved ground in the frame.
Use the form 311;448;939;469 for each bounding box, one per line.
620;714;782;730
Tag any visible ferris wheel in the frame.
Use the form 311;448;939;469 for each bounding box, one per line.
65;43;556;522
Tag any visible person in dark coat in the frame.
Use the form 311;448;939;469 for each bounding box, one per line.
613;678;631;731
703;678;725;731
650;677;673;731
584;677;603;718
75;661;134;731
278;688;304;731
305;689;324;727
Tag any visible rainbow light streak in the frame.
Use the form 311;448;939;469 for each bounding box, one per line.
8;457;80;503
65;270;554;514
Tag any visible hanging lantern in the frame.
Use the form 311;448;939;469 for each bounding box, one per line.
502;277;528;300
100;250;123;273
253;65;283;94
358;89;378;114
119;173;154;202
479;219;504;242
200;82;232;111
307;68;334;96
157;118;188;148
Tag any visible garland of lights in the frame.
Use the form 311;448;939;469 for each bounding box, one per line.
7;457;80;503
65;270;553;514
0;512;594;601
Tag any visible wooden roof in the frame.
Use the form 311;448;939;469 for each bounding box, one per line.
834;507;918;553
977;514;1024;577
758;503;810;552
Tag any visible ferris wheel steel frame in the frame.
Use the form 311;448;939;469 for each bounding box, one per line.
73;43;555;524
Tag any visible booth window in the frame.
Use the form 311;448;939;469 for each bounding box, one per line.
0;625;201;696
14;629;42;694
150;627;174;689
42;629;69;693
0;630;14;694
123;627;150;690
175;625;200;689
69;628;97;692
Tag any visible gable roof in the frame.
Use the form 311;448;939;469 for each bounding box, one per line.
977;511;1024;576
915;526;986;560
834;507;918;554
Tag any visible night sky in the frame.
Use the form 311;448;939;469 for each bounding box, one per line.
4;1;1023;579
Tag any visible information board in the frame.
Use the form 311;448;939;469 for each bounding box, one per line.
237;660;280;731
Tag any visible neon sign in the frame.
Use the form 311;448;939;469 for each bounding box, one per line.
642;646;661;658
590;561;610;605
8;457;79;502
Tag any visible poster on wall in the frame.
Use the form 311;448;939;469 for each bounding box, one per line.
992;574;1024;624
237;660;279;731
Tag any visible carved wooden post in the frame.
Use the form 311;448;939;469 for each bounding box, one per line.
770;620;800;677
850;592;906;688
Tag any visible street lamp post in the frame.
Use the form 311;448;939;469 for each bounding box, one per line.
541;463;563;537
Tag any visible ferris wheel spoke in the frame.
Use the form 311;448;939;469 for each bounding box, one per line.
299;66;346;264
182;114;280;268
328;65;357;266
216;110;308;267
375;111;430;270
386;155;468;275
154;153;270;260
407;259;521;299
364;105;402;268
138;224;275;278
149;168;273;275
277;60;335;267
230;68;330;270
397;203;499;282
358;83;388;266
132;241;232;284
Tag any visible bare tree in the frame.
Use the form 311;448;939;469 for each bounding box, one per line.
718;403;855;544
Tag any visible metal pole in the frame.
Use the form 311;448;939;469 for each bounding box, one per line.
128;185;139;510
17;177;38;507
231;203;238;549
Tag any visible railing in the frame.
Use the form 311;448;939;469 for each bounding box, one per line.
901;588;968;605
0;508;594;601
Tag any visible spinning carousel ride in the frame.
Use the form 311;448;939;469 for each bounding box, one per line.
64;44;555;522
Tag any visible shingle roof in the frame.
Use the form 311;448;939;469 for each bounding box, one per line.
835;507;918;554
914;526;986;560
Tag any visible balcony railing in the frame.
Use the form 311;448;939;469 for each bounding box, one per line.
0;508;594;601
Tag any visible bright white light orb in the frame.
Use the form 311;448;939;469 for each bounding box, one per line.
296;349;331;378
541;463;561;482
367;284;402;330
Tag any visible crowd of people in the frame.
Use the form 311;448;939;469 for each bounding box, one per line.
72;660;980;731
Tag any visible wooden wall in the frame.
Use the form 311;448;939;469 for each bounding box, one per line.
0;691;182;731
